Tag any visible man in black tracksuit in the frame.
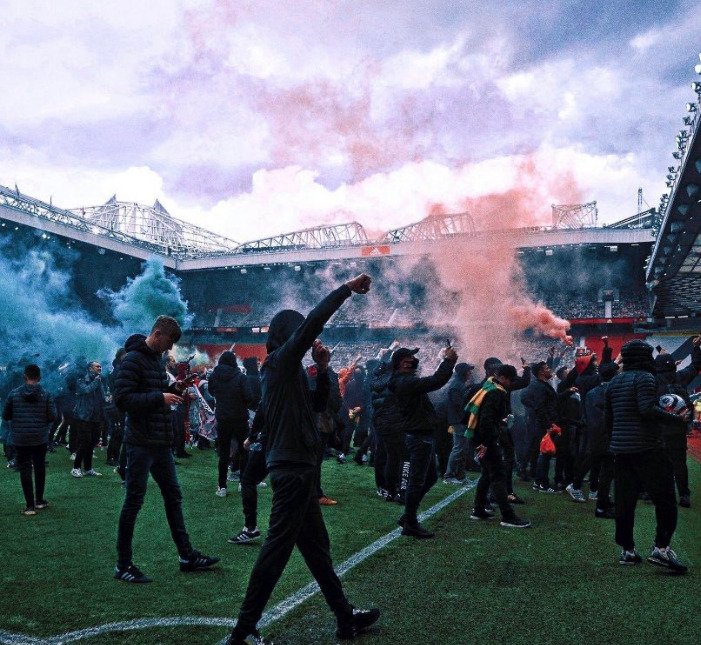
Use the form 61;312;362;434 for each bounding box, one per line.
605;340;688;572
114;316;219;583
227;275;379;645
389;345;457;539
654;338;701;508
471;365;531;527
208;351;254;495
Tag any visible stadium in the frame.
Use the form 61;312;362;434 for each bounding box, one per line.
2;14;701;645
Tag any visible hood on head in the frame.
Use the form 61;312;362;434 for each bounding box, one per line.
266;309;305;353
621;340;655;373
218;351;238;367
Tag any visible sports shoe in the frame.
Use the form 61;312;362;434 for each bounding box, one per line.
566;484;586;502
401;522;435;538
595;507;616;519
679;495;691;508
647;546;688;574
588;490;598;501
114;563;152;583
179;550;220;572
215;487;228;497
257;481;267;488
228;527;262;544
537;484;557;494
470;508;495;520
227;470;240;483
531;482;540;491
500;515;531;528
619;550;642;565
224;629;271;645
336;452;346;464
35;500;49;510
70;453;77;461
376;488;388;498
319;496;338;506
22;507;37;516
507;493;525;504
336;607;381;640
70;468;83;478
84;469;103;477
443;477;463;485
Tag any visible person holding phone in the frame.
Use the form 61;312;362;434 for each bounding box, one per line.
113;315;219;583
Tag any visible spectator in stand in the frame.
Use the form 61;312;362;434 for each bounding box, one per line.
606;340;688;572
443;363;475;484
208;351;254;498
390;345;457;539
71;361;106;478
654;335;701;508
2;364;57;515
584;361;619;518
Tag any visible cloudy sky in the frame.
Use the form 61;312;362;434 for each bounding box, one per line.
1;0;700;242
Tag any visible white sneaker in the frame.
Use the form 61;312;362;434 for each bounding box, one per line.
71;468;83;478
70;453;77;461
84;469;103;477
566;484;586;503
257;481;267;488
215;487;228;497
589;490;598;501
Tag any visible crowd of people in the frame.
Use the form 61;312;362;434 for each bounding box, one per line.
1;273;699;644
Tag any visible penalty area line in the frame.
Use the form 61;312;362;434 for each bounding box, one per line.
0;483;474;645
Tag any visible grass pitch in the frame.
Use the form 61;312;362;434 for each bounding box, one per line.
1;447;699;644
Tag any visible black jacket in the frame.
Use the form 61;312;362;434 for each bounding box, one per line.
605;364;685;455
209;353;254;423
584;382;610;456
389;357;457;436
445;374;470;426
473;387;509;451
521;378;559;441
371;361;404;437
262;285;350;468
2;384;57;446
114;334;179;447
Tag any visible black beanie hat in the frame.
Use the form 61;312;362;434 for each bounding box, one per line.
621;340;654;371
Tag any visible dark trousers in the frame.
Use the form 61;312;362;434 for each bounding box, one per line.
234;466;353;637
474;446;515;519
404;433;438;525
378;433;406;497
373;430;388;491
663;433;690;497
241;446;268;530
535;453;553;487
434;427;452;478
614;450;677;551
15;444;47;508
592;453;614;511
217;419;249;489
315;433;330;498
116;444;193;567
73;419;101;470
573;453;592;490
555;428;574;486
525;431;545;478
500;441;515;495
66;415;78;453
106;415;125;463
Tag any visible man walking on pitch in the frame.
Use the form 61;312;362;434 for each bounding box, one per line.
113;315;219;583
226;274;380;645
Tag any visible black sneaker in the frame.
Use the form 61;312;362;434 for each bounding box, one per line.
336;607;381;640
595;507;616;519
228;528;261;544
470;508;495;520
500;515;531;528
179;550;220;572
224;629;271;645
114;563;152;583
401;522;435;539
619;550;642;566
679;495;691;508
647;546;688;574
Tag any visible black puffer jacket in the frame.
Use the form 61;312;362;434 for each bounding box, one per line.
521;378;559;443
2;384;57;446
584;382;610;456
605;347;685;455
371;361;404;437
389;357;456;436
114;334;177;447
209;352;253;423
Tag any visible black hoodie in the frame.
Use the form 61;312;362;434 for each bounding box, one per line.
208;351;254;423
114;333;179;447
262;285;351;468
2;383;57;446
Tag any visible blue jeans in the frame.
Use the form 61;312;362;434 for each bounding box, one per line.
444;427;468;479
117;445;192;567
404;434;438;525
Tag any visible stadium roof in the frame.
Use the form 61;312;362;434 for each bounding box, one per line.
647;84;701;318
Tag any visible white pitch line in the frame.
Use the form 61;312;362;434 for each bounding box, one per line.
0;482;475;645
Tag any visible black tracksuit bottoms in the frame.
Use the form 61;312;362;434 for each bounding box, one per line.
614;450;677;551
233;465;353;638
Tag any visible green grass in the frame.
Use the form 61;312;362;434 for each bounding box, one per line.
1;448;700;644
